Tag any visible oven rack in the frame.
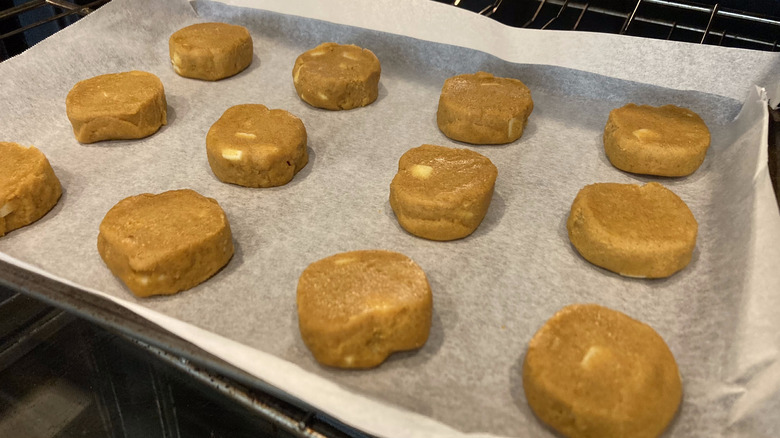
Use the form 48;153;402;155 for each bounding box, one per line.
449;0;780;52
0;0;109;60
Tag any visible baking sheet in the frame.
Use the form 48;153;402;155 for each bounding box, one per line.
1;0;780;437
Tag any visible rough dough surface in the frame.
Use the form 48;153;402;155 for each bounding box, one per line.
437;71;534;145
97;189;234;298
292;42;381;110
604;103;711;177
206;104;308;188
389;144;498;241
66;71;167;143
169;22;253;81
523;304;682;438
566;182;698;278
296;250;432;369
0;142;62;237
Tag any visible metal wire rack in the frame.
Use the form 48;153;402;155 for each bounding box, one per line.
0;0;109;60
446;0;780;51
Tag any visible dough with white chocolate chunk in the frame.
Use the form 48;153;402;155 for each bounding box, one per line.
169;22;253;81
437;71;534;145
206;104;308;188
523;304;682;438
66;71;167;143
0;142;62;237
296;250;432;369
604;103;710;176
97;189;234;297
390;144;498;241
292;42;381;110
566;182;697;278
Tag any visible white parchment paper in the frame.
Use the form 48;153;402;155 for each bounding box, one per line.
1;0;779;436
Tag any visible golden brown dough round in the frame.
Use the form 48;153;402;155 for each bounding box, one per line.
437;71;534;145
66;71;167;144
566;182;697;278
296;250;432;369
292;42;381;110
604;104;711;177
97;189;234;298
389;144;498;241
0;142;62;237
523;304;682;438
206;104;308;188
169;22;253;81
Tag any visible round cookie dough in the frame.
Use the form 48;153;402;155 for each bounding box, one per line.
0;142;62;237
97;189;234;298
292;42;381;110
523;304;682;438
206;104;308;188
604;103;711;177
566;182;697;278
169;22;253;81
296;250;432;369
66;71;167;144
437;71;534;145
389;144;498;241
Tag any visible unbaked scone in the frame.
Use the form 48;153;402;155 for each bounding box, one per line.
292;42;381;110
66;71;167;143
566;182;697;278
296;250;432;369
169;22;253;81
97;189;234;297
523;304;682;438
206;104;308;188
437;71;534;145
604;104;711;177
0;142;62;237
389;144;498;241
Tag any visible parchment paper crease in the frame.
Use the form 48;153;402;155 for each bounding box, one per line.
1;0;779;436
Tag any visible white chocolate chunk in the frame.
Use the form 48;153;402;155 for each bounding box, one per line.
508;117;520;139
138;275;150;286
317;92;328;100
410;164;433;179
457;210;474;221
308;49;327;57
580;345;604;369
221;149;243;161
0;203;14;218
632;128;661;141
235;132;256;140
293;66;301;84
334;257;355;265
301;94;316;106
342;51;360;61
253;145;281;167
